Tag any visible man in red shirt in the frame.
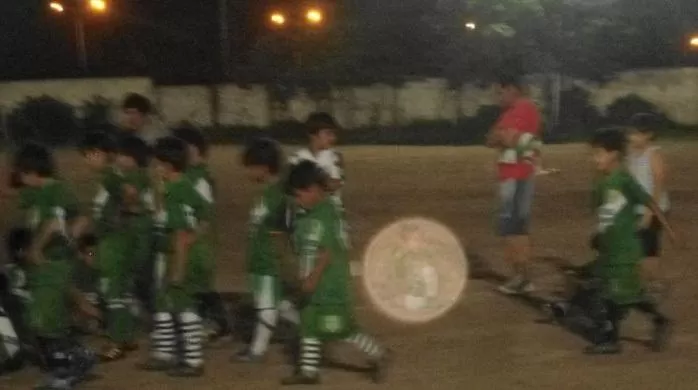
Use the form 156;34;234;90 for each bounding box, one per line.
486;75;542;295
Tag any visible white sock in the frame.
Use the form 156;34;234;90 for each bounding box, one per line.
250;309;278;356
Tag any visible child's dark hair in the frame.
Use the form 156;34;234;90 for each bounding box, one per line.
117;134;151;167
77;234;98;253
286;160;327;194
13;142;55;178
590;127;627;155
6;227;32;264
153;136;188;172
496;72;524;91
172;125;209;157
628;113;661;138
122;93;152;114
305;112;339;136
79;131;116;155
242;137;282;174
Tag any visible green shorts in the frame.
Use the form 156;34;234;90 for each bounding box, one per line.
599;265;643;305
301;304;356;341
155;240;214;312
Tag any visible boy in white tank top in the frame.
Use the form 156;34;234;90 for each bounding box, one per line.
626;113;670;294
288;113;345;211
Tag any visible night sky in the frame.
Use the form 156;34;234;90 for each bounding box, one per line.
0;0;265;83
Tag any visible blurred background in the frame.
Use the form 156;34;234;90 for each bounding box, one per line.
1;0;698;146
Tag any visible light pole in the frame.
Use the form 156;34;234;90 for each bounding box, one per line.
49;0;108;73
265;7;326;73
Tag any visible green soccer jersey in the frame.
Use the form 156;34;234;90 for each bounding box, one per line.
20;180;80;260
293;198;351;306
162;176;211;247
185;163;215;205
4;263;30;304
92;166;124;236
594;168;651;263
122;167;155;214
247;180;285;276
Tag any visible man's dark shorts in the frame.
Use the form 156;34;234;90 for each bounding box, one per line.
498;178;534;236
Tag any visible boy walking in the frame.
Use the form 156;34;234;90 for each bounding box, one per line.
139;137;211;377
115;135;157;320
586;128;676;354
172;126;231;342
288;112;345;212
13;142;97;389
78;132;139;361
282;161;389;385
236;137;300;362
626;114;670;293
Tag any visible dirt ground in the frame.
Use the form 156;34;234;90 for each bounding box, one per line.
2;143;698;389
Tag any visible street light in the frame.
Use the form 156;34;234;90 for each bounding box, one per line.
48;0;108;73
89;0;107;13
465;21;476;31
690;35;698;49
305;8;323;25
270;12;286;27
49;1;65;13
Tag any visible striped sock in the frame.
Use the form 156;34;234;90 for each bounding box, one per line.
178;311;204;368
150;312;176;362
343;332;383;359
300;338;322;377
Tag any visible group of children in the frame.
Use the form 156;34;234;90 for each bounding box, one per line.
0;110;389;389
543;113;678;354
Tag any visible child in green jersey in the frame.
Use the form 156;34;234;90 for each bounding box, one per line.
13;142;97;390
78;131;139;361
585;128;677;355
172;126;231;342
282;160;390;386
71;234;103;336
138;136;211;377
115;135;156;321
235;137;300;362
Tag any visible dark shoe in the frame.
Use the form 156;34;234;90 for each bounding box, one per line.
651;319;672;352
205;327;232;348
368;349;392;384
584;342;621;355
136;358;177;372
167;364;205;378
281;372;321;386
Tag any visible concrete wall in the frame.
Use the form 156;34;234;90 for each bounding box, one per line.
1;68;697;128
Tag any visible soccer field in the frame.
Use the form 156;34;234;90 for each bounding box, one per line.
2;143;698;389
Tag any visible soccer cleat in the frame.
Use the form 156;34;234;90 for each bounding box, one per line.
206;327;232;346
651;319;672;352
232;349;265;363
34;376;75;390
136;358;177;372
498;277;535;295
281;372;321;386
167;364;205;378
584;342;621;355
368;349;393;384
